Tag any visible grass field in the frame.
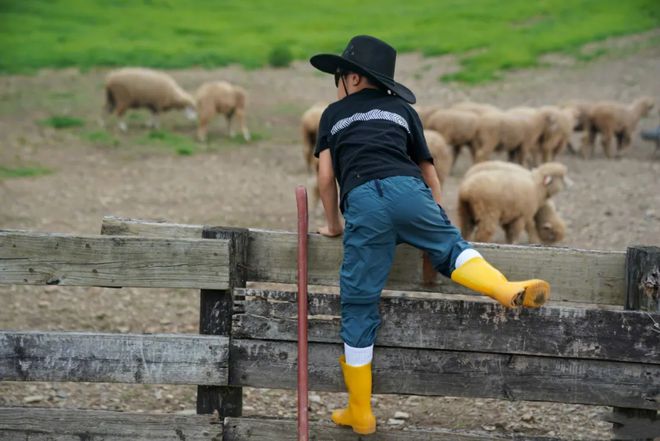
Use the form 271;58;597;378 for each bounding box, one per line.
0;0;658;82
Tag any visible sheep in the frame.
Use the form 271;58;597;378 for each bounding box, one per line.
471;110;531;165
195;81;250;142
414;105;444;126
301;102;328;173
464;160;567;244
584;97;655;158
104;67;197;132
506;106;550;166
424;130;453;186
425;109;479;166
534;200;566;244
451;101;500;115
538;105;578;163
560;99;595;155
458;161;570;244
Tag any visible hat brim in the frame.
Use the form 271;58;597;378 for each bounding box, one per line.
310;53;416;104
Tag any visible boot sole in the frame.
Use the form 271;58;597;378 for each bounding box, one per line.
518;280;550;308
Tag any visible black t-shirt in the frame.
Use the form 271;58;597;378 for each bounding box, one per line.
314;88;432;211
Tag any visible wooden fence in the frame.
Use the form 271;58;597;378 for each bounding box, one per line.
0;215;658;440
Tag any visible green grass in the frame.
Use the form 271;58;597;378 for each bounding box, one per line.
83;130;119;147
38;115;84;129
0;1;658;83
139;129;200;156
0;165;52;179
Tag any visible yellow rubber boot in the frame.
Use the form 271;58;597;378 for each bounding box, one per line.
450;257;549;308
331;355;376;434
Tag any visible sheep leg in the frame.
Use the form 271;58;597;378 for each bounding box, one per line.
197;112;211;142
236;108;251;141
113;104;129;132
600;129;614;158
147;112;160;130
504;217;526;244
226;113;236;138
617;131;631;154
582;128;597;158
525;216;541;244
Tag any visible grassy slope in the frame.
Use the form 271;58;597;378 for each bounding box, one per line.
0;0;658;82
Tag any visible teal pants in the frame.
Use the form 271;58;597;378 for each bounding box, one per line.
340;176;471;348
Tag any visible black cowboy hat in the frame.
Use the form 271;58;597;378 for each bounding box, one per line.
310;35;416;104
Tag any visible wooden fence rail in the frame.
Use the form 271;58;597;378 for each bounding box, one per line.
0;331;229;385
101;216;627;305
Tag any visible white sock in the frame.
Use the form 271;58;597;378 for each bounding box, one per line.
455;248;482;269
344;343;373;366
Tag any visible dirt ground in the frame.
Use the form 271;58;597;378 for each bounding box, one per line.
1;30;660;440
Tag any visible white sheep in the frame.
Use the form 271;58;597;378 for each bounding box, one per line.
538;105;578;163
104;67;197;132
458;161;570;244
301;102;328;173
195;81;250;142
424;129;453;186
425;109;479;166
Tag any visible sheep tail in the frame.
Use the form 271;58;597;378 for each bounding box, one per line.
105;88;116;114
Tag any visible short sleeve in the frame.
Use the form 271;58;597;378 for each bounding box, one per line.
314;109;332;158
406;106;434;164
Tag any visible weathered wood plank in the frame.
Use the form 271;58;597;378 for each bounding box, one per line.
626;246;660;312
99;217;626;305
247;229;625;305
0;407;221;440
0;230;230;289
0;331;229;385
229;339;660;410
231;289;660;364
222;417;558;440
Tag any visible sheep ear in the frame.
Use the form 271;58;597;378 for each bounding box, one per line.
543;175;553;186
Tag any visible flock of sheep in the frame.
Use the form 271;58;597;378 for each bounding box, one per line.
98;67;655;247
104;67;250;142
302;95;655;246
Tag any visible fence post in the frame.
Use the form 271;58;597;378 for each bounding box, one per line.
609;246;660;440
197;226;248;416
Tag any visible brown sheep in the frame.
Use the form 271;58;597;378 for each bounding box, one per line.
301;102;328;173
195;81;250;142
538;105;578;163
584;97;655;158
507;107;550;166
458;161;569;244
414;105;444;126
424;129;453;186
464;160;567;244
104;67;197;132
425;109;479;165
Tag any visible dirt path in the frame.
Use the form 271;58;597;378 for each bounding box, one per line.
1;32;659;439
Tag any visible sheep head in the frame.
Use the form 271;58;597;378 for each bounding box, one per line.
533;162;570;199
633;96;655;118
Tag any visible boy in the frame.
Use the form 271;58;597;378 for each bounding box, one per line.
310;35;549;435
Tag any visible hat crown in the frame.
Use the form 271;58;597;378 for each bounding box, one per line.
342;35;396;79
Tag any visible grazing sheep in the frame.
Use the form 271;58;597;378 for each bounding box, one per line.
451;101;500;115
464;160;567;244
584;97;655;158
507;107;550;166
424;130;453;185
538;105;578;163
534;200;566;244
458;161;570;244
104;67;197;132
195;81;250;142
472;110;531;165
301;102;328;173
414;105;444;126
425;109;479;165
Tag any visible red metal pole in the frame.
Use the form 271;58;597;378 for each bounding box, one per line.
295;185;309;441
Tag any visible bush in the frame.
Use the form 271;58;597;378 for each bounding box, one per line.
268;45;293;68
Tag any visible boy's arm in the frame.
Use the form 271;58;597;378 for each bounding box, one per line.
318;149;343;237
419;159;443;205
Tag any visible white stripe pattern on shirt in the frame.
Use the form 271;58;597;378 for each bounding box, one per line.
330;108;410;135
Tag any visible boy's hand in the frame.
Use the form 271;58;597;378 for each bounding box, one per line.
319;225;343;237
